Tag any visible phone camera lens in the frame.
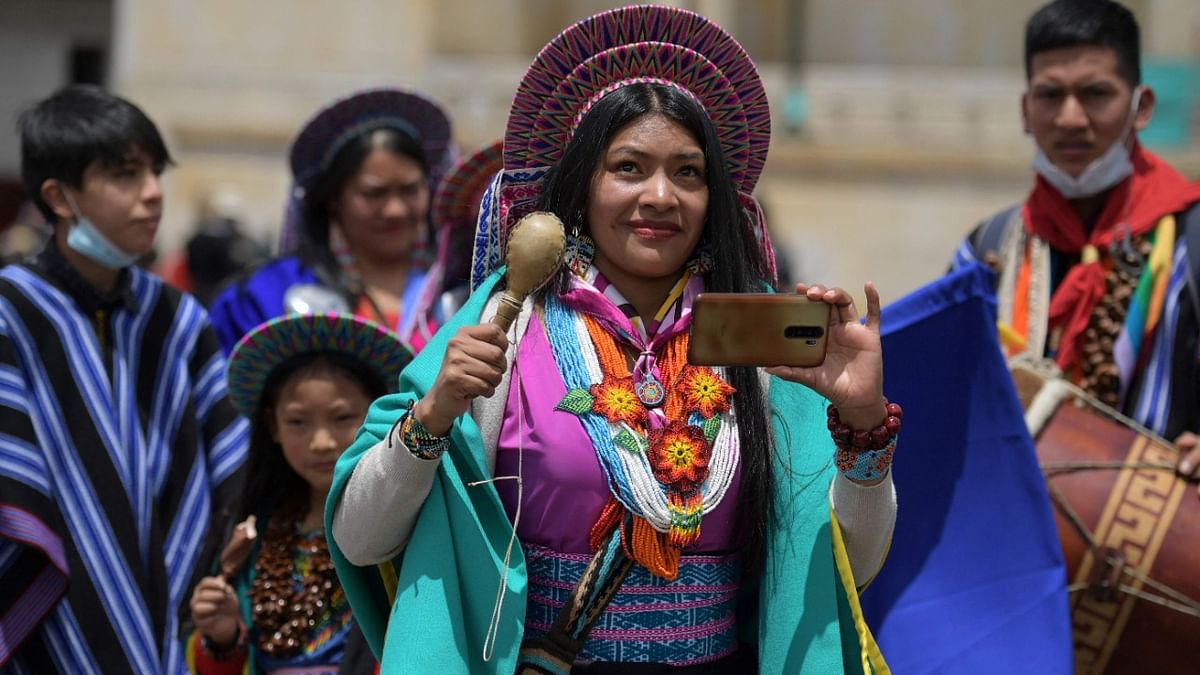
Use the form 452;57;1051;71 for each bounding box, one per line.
784;326;824;339
782;324;820;336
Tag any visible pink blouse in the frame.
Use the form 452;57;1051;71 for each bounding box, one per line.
493;316;743;555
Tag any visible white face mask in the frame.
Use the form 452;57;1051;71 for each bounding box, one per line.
1031;85;1146;200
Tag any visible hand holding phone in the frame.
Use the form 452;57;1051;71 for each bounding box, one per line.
687;293;832;367
765;282;887;433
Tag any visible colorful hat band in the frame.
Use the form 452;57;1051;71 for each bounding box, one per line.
571;77;703;132
470;166;548;290
546;42;750;188
226;312;411;419
503;5;769;189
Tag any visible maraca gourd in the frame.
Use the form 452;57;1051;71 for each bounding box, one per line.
491;212;565;331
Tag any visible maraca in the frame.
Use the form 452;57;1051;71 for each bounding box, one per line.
491;212;565;331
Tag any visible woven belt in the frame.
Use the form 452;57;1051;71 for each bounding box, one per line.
518;539;741;671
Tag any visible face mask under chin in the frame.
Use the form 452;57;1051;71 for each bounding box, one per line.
62;191;141;270
1031;85;1145;200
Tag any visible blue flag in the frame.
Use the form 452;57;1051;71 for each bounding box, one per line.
863;264;1072;673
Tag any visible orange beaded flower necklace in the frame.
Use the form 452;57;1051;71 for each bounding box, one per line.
549;272;736;580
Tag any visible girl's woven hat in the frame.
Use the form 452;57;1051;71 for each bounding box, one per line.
226;312;411;418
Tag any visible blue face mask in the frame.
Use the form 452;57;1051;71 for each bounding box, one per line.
62;192;140;269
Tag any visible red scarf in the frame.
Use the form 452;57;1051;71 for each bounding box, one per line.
1024;144;1200;371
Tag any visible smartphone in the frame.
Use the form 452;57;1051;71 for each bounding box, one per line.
688;293;831;367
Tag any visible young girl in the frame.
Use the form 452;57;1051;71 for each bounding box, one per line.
187;313;410;674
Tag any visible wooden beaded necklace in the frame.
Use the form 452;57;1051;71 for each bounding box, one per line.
248;508;343;659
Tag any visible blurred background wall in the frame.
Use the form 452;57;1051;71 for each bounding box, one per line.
2;0;1198;303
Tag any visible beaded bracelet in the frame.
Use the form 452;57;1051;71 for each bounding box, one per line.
395;403;450;461
828;400;902;482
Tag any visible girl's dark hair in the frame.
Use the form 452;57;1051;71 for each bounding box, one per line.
19;84;173;225
295;126;430;303
237;352;389;523
538;82;776;573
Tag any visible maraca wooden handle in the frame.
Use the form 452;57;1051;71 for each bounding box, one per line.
491;294;524;333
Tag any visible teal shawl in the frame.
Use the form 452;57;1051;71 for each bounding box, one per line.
325;270;886;674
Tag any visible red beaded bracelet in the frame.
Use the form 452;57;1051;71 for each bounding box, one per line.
826;399;903;451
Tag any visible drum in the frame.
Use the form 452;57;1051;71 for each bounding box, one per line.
1012;365;1200;675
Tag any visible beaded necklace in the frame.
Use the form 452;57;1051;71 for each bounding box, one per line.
1002;215;1177;408
545;274;738;580
249;510;347;659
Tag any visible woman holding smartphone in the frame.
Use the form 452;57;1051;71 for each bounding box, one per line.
327;7;899;674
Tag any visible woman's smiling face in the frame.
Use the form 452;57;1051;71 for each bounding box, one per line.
585;112;709;287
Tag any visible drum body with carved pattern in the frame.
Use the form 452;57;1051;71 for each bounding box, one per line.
1013;366;1200;675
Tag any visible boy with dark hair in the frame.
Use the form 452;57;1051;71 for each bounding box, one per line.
0;85;248;672
951;0;1200;485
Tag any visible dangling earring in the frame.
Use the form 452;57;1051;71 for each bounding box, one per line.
686;243;714;275
564;212;594;277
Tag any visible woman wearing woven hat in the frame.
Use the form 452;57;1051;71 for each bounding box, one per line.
329;7;895;674
186;313;411;674
209;89;456;355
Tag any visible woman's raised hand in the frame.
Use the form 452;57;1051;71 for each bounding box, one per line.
414;324;510;436
766;282;887;430
189;576;242;649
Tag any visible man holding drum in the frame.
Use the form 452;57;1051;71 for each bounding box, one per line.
952;0;1200;492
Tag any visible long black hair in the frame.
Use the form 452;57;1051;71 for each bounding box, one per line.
295;126;430;304
538;82;776;573
237;352;390;523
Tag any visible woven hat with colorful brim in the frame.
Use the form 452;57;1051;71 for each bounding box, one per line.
226;312;412;419
279;88;456;253
470;4;776;290
419;140;505;309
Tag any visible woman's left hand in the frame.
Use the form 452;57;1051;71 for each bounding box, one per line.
766;282;886;430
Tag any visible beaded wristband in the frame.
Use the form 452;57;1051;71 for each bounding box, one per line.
396;404;450;460
828;400;901;481
835;437;897;481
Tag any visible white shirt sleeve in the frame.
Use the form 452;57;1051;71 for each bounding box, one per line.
830;471;897;588
330;429;442;566
330;292;522;567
